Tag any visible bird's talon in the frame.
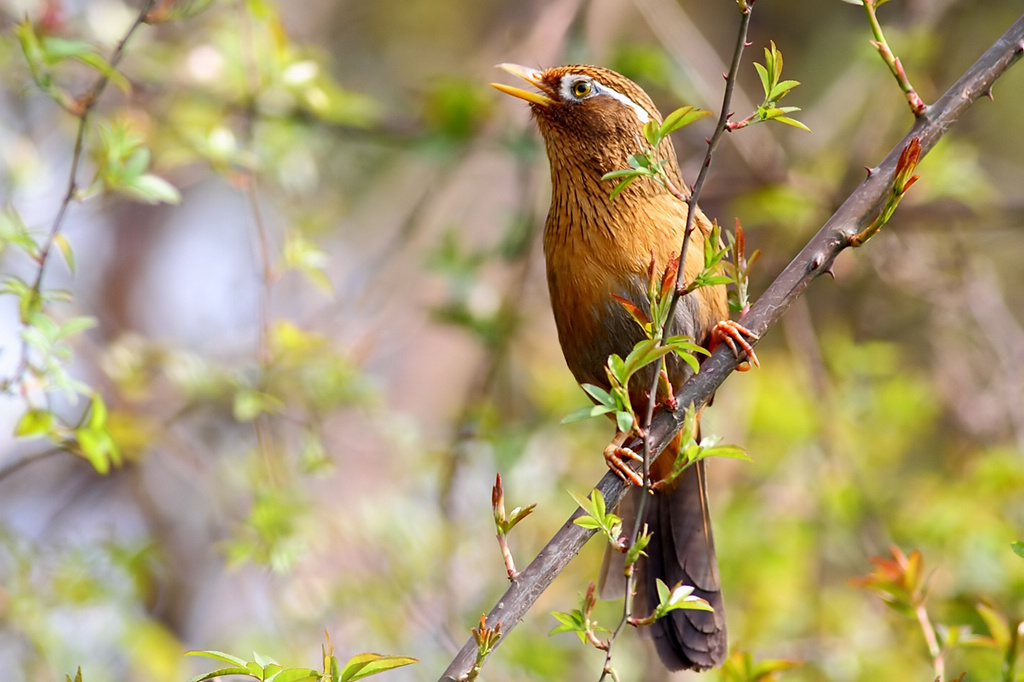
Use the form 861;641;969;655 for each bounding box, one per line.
604;445;644;486
711;320;760;368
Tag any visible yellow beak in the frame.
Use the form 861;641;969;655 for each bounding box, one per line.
490;63;553;107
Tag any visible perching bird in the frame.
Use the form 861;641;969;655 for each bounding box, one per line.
492;63;756;671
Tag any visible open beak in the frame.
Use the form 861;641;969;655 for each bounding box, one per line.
490;63;553;107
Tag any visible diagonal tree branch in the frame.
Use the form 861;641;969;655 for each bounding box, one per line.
439;13;1024;682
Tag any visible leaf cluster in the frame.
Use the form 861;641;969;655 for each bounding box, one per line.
751;41;809;131
602;105;711;201
186;636;416;682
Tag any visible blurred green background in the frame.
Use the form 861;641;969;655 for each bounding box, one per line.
0;0;1023;680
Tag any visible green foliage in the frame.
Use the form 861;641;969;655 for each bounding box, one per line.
0;2;1021;682
549;582;609;646
467;616;503;681
90;122;182;205
569;489;622;545
751;41;809;131
602;104;711;200
186;639;416;682
653;405;751;490
492;473;535;536
722;223;760;314
718;651;800;682
14;18;128;112
639;578;714;622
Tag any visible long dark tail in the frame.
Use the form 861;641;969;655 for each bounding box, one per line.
640;459;727;671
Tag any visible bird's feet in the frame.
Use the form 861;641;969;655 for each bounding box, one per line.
711;320;760;371
603;432;644;486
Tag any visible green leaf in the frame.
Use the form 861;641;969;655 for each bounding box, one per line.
57;316;97;341
48;39;130;92
122;148;151;179
580;383;615;408
185;667;252;682
339;653;417;682
773;116;811;132
622;338;674;377
607;176;638;202
53;234;76;273
753;61;771;97
75;426;117;474
573;516;602;531
283;233;333;294
252;651;279;670
233;388;284;422
86;393;108;429
602;168;642;181
769;79;801;101
15;409;55;438
658;105;711;137
123;173;182;205
271;669;320;682
1012;541;1024;558
977;602;1010;648
592;488;607;517
549;610;586;638
186;647;249;664
608;353;629;384
38;36;93;61
674;351;701;374
626;153;650;171
561;404;615;424
701;444;753;462
641;119;660;147
665;336;708;355
615;410;633;434
569;489;621;539
653;579;714;615
0;207;39;257
568;490;595;515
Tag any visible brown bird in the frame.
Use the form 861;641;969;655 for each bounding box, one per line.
492;63;756;671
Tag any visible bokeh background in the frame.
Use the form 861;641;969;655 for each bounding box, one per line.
1;0;1023;680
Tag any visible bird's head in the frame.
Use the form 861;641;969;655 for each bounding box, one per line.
491;63;679;188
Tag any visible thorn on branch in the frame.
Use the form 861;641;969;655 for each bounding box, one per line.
848;137;922;247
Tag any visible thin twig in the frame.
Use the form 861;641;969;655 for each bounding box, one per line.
914;600;945;679
0;447;64;484
599;4;758;674
5;1;156;390
862;0;927;115
236;0;281;482
437;13;1024;681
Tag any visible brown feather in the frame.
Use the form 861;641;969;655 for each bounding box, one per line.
499;64;729;670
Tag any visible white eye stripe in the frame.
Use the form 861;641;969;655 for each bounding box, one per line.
559;75;651;124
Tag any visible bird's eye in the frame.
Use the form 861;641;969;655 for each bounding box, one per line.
571;80;592;98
